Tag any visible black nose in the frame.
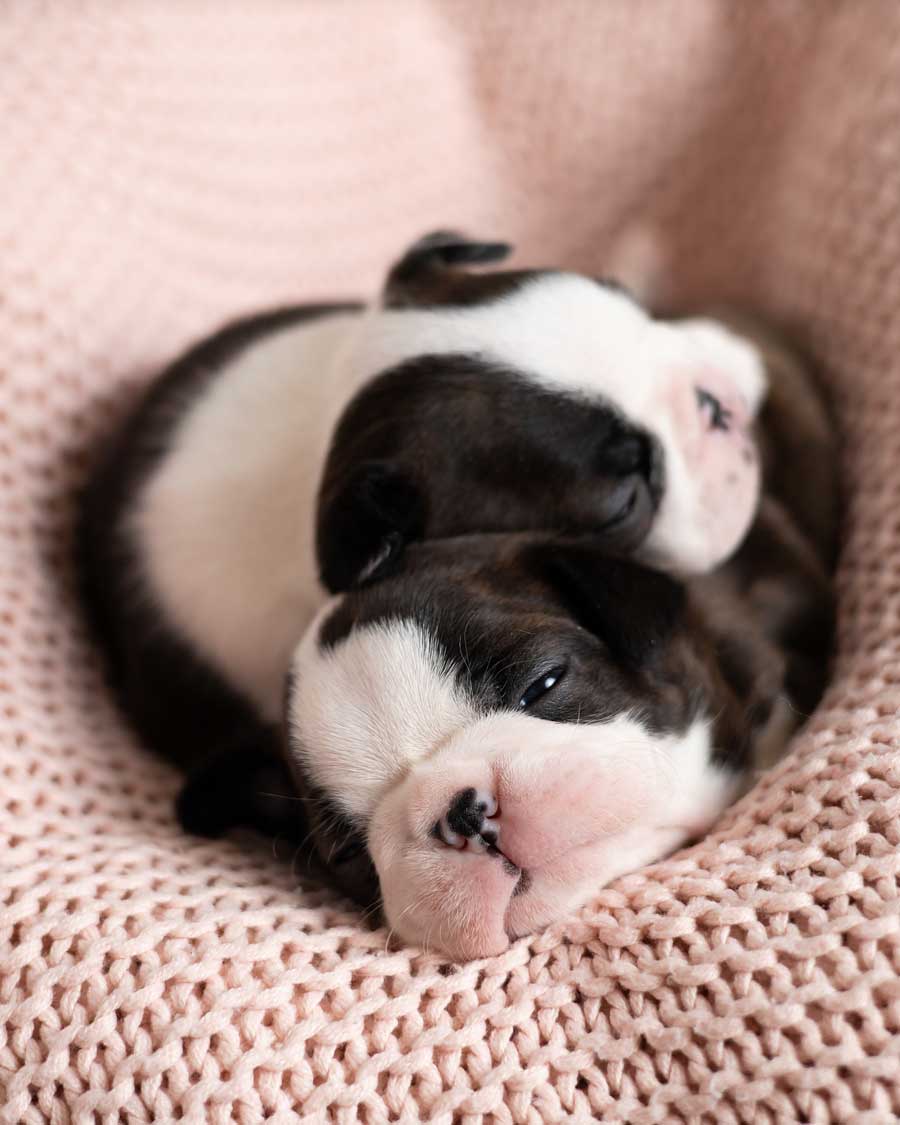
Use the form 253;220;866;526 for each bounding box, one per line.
435;788;500;851
598;429;653;480
446;788;485;837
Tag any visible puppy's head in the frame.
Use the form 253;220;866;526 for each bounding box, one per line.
285;533;768;960
317;231;767;592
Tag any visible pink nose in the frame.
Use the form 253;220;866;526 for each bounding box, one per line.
434;787;500;852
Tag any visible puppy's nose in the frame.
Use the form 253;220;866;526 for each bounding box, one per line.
600;429;653;480
608;434;645;476
436;788;499;851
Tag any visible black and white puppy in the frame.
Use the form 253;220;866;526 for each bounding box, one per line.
79;232;763;772
281;314;837;958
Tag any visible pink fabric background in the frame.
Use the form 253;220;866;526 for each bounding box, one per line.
2;3;900;1121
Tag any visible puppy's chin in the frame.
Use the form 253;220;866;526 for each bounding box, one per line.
367;712;740;962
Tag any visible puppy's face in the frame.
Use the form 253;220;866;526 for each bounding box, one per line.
317;232;766;593
285;534;755;960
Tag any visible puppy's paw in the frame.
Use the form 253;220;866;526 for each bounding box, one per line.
176;745;301;840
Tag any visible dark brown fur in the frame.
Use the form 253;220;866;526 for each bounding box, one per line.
317;353;662;591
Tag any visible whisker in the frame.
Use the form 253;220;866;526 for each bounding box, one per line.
326;828;359;866
256;792;319;804
358;899;384;927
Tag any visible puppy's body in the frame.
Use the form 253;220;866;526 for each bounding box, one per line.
78;236;835;958
80;304;359;783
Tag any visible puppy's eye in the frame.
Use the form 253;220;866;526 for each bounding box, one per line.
695;387;733;432
517;665;567;710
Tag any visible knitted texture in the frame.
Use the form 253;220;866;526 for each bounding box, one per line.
2;3;900;1122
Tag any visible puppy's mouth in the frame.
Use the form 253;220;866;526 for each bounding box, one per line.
481;840;527;893
469;840;530;906
481;841;529;898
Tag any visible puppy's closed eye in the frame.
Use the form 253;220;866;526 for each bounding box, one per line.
517;665;567;710
695;387;733;432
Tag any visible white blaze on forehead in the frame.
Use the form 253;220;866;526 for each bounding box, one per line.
360;273;655;414
287;611;477;820
285;602;747;962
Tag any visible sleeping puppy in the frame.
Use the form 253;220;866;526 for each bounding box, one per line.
280;314;838;958
319;232;766;587
79;233;765;813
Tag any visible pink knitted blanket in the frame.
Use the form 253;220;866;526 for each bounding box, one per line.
2;3;899;1121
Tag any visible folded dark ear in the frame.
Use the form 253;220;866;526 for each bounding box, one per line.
386;229;512;289
533;540;686;668
317;461;425;593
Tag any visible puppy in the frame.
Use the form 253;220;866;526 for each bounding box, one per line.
278;313;838;958
79;234;764;817
319;232;766;588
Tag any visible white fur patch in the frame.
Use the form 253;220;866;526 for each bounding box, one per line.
132;311;359;717
287;613;478;819
364;274;655;413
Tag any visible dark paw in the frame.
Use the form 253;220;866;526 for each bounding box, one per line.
176;767;238;837
175;745;303;841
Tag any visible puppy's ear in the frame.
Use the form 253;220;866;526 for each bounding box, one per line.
533;540;685;668
317;461;425;593
385;230;512;296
